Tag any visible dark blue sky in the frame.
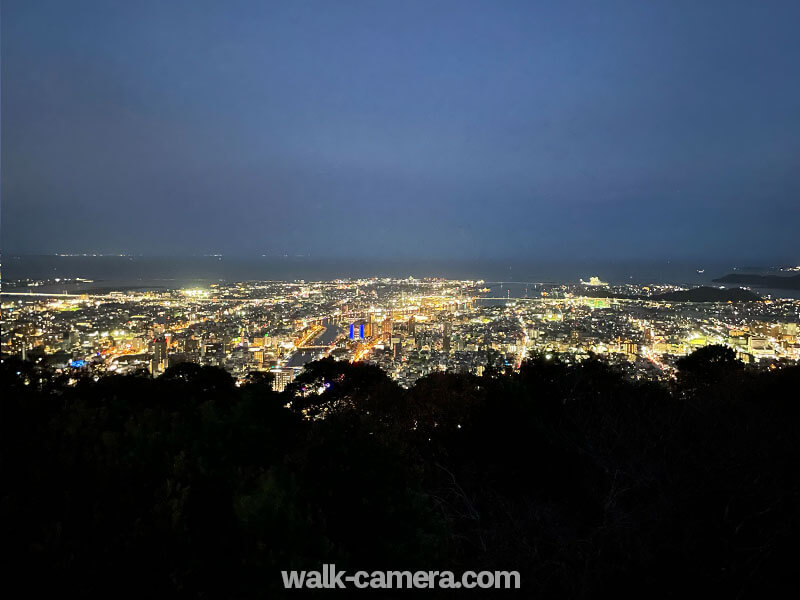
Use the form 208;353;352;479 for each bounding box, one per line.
2;0;799;261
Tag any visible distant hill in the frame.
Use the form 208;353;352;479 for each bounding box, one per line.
651;286;762;302
712;273;800;290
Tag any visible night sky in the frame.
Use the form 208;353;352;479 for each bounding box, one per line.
2;0;799;261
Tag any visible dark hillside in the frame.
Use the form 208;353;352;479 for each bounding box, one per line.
2;351;799;597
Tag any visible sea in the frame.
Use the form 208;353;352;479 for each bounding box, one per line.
2;255;799;299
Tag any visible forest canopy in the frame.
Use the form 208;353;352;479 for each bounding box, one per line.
2;348;799;598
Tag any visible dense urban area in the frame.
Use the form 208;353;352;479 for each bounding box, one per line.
3;276;798;391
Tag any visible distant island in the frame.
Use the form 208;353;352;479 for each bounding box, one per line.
581;286;762;302
651;286;762;302
712;273;800;290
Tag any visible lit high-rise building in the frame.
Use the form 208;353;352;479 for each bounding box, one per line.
383;317;393;340
152;335;168;373
271;368;295;392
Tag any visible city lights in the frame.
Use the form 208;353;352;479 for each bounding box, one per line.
3;277;797;389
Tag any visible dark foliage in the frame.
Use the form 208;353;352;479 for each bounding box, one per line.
2;347;799;598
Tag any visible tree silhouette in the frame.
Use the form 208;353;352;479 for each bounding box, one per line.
3;354;799;597
677;344;742;374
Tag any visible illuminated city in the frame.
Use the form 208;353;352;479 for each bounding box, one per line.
3;276;798;394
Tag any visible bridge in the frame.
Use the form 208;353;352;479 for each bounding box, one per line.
1;291;88;298
478;297;548;301
481;281;553;285
477;296;620;301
